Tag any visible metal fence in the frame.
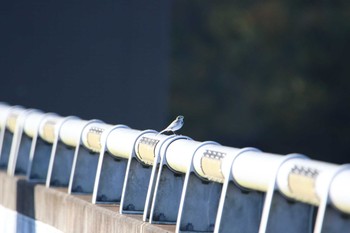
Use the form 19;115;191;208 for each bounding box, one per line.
0;103;349;233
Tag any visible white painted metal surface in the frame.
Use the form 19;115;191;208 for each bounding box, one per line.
23;111;45;138
231;150;283;192
6;106;25;133
1;103;350;233
38;114;62;143
330;169;350;214
277;158;338;206
134;132;169;165
193;144;241;183
7;109;40;176
0;103;11;130
106;128;142;159
165;139;200;174
81;122;112;152
59;118;87;147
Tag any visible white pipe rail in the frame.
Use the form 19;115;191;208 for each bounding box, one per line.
0;103;349;233
330;169;350;213
81;122;113;153
277;158;338;206
193;144;242;183
38;114;63;143
59;118;88;148
106;128;141;159
6;106;25;134
134;133;169;165
232;150;283;192
0;103;11;132
23;111;45;138
165;139;200;174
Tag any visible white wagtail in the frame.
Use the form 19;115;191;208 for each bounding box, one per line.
157;115;184;135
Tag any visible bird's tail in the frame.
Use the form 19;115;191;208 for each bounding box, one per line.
156;129;167;136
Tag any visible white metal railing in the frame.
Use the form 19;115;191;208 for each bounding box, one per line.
0;102;349;233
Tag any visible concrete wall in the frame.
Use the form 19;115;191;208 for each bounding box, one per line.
0;172;174;233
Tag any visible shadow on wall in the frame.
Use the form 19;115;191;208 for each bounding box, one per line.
16;179;37;232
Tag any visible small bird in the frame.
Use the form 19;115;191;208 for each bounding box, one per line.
157;115;184;135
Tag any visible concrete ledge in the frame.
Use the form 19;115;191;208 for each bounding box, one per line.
0;171;174;233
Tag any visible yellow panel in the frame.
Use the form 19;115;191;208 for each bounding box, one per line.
200;150;225;183
86;127;104;152
288;165;320;205
136;137;159;165
42;120;56;143
6;113;18;133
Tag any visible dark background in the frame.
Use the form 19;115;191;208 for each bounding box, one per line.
0;0;171;130
1;0;349;163
170;0;350;164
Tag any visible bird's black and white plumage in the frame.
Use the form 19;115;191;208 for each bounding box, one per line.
158;115;184;135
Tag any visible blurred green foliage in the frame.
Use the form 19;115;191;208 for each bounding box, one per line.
170;0;350;163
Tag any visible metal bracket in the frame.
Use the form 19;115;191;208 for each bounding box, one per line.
0;105;19;170
258;153;314;233
175;141;222;233
26;113;58;182
144;135;190;223
120;129;156;214
0;129;14;169
69;146;99;194
0;103;10;163
92;125;129;204
26;136;54;182
46;116;79;187
8;109;41;176
214;148;264;233
12;133;33;175
313;164;350;233
68;120;102;194
46;141;76;187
